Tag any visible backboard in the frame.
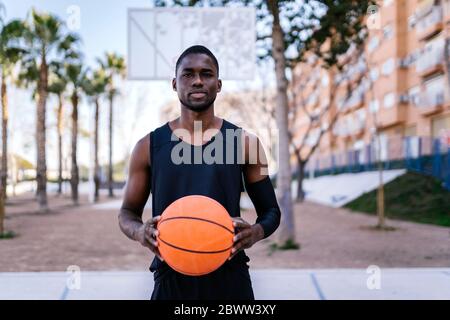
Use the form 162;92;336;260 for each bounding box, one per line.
127;7;256;81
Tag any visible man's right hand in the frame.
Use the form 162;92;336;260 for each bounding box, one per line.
135;215;164;261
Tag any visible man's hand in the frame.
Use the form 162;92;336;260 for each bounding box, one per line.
229;217;264;260
135;215;164;261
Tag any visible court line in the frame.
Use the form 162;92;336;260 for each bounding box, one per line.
310;272;326;300
59;285;70;300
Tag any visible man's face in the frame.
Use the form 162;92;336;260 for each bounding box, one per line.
172;53;222;112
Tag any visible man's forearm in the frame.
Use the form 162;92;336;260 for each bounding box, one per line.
118;208;144;241
245;177;281;239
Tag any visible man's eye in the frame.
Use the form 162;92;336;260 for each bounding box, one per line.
183;73;193;77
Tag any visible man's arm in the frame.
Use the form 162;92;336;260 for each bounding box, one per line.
229;131;281;260
118;134;163;260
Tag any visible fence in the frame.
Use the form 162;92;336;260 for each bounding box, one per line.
304;136;450;190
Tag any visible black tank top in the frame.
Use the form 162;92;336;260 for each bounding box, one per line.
149;119;250;272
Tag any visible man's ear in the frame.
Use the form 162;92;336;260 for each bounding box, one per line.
172;78;177;91
217;79;222;93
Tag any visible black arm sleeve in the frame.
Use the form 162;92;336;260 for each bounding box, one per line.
244;176;281;239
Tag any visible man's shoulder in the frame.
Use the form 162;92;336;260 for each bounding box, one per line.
222;118;240;130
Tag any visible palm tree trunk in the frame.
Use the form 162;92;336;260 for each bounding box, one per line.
268;0;295;245
36;53;48;212
57;94;63;195
1;76;7;202
94;97;100;202
70;92;79;205
0;72;7;234
108;95;114;198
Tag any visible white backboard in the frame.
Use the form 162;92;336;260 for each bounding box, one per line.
127;7;256;81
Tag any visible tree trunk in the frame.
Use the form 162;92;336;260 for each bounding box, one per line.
0;72;7;234
268;0;295;245
57;94;63;195
70;92;79;205
1;77;7;201
375;128;385;228
296;156;306;202
94;97;100;202
445;38;450;98
108;95;114;198
36;52;48;212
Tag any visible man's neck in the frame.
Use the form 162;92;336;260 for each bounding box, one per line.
178;107;218;132
169;106;222;145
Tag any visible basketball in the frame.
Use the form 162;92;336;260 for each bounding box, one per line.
156;195;234;276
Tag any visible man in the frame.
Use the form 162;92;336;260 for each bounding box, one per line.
118;45;281;300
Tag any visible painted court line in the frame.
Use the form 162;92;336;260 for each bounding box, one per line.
310;273;326;300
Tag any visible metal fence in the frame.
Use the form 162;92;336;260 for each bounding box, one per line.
304;136;450;190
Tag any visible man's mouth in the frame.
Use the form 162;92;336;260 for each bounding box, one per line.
190;92;207;99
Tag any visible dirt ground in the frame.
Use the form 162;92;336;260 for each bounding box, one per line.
0;192;449;272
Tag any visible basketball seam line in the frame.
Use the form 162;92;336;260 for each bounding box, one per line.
158;237;233;254
158;216;234;234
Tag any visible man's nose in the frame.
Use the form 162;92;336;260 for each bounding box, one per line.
192;74;203;86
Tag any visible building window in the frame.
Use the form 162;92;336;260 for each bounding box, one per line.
369;99;380;113
432;114;450;139
408;86;421;107
383;92;396;109
383;24;394;39
445;0;450;18
404;125;417;137
382;58;395;75
408;15;417;30
368;36;380;53
423;74;446;108
321;74;329;87
370;67;379;81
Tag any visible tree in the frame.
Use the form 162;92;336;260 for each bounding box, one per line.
19;10;77;211
48;64;68;195
154;0;372;247
0;17;26;235
65;61;88;205
83;68;108;202
97;52;126;198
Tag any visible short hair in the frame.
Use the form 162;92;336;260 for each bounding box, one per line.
175;45;219;77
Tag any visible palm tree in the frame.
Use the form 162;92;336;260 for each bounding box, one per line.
19;10;78;211
0;18;26;235
65;62;87;205
83;68;107;202
98;52;126;198
47;64;68;195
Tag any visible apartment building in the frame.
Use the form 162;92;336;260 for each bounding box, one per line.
292;0;450;168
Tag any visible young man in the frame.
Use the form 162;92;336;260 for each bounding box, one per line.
118;45;281;300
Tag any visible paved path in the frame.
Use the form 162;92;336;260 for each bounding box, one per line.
1;268;450;300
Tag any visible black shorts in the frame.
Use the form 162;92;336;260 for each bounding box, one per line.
150;261;255;300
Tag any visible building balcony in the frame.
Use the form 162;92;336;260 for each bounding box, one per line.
416;6;444;41
416;38;445;77
419;91;446;116
376;106;405;129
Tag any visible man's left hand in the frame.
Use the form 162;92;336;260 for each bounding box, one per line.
229;217;264;260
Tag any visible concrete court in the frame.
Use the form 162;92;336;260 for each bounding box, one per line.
1;268;449;300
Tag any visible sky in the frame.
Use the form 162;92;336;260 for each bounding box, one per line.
1;0;275;170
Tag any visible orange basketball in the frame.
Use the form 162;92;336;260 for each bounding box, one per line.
156;195;234;276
